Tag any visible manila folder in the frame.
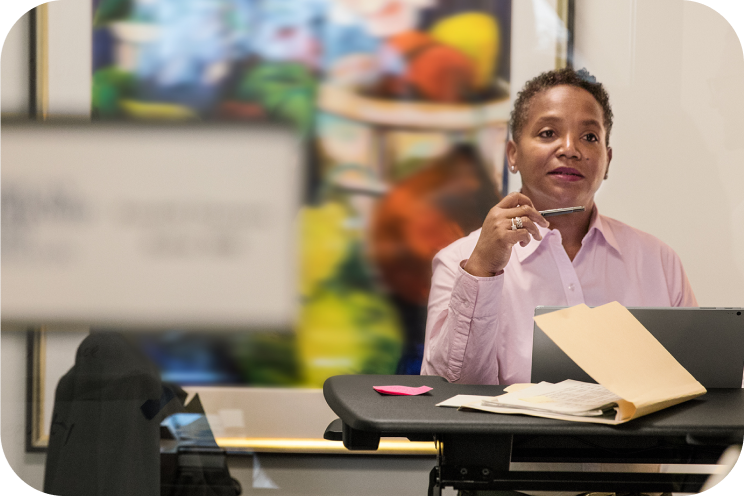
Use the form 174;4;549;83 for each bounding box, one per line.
533;302;706;423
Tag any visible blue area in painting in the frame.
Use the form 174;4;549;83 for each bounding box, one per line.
136;331;243;386
320;17;380;70
396;344;425;375
92;28;115;72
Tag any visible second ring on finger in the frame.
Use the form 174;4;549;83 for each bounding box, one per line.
514;216;524;229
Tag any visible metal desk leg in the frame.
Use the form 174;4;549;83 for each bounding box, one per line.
436;433;513;493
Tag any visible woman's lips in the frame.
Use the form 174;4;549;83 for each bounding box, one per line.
548;167;584;182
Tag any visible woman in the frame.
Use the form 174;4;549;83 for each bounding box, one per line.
421;68;697;385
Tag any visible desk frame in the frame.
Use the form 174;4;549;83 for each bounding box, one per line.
428;433;712;495
324;375;744;495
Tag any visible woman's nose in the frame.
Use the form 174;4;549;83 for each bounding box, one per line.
558;134;581;159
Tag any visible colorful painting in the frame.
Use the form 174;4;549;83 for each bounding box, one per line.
92;0;512;387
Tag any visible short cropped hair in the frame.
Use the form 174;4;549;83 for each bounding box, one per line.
509;68;614;146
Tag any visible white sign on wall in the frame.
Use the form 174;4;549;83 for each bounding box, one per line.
1;123;300;328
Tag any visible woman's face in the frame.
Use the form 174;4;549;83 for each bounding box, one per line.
507;85;612;212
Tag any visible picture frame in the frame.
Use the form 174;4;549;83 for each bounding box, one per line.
556;0;576;69
25;328;47;452
22;0;577;457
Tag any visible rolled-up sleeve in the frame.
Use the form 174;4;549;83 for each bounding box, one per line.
421;248;504;384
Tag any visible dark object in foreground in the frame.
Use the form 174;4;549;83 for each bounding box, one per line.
43;332;241;496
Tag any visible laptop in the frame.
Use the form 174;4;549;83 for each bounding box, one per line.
532;307;744;388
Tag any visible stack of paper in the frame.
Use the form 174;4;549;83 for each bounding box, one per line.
478;380;622;419
442;302;707;425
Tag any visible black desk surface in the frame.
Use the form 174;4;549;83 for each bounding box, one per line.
324;375;744;438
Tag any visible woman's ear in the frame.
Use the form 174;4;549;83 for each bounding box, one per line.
506;139;518;173
604;146;613;180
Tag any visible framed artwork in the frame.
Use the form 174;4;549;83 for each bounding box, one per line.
89;0;519;385
20;0;576;453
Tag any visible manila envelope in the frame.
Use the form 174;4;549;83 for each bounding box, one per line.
533;302;707;423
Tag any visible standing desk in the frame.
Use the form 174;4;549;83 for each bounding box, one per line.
323;375;744;494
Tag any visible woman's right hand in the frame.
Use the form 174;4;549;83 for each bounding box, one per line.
463;192;550;277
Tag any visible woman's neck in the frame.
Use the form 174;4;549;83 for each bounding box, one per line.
523;191;595;261
548;206;593;261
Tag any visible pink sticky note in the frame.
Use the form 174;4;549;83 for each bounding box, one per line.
373;385;433;396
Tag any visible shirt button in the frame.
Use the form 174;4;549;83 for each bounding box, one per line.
568;283;575;291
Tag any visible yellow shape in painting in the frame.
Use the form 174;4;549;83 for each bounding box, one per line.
120;100;200;120
298;202;352;297
297;289;403;388
430;13;500;90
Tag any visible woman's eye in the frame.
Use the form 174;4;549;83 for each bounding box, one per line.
539;130;555;138
585;133;598;142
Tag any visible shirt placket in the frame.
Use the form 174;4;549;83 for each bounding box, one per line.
549;235;586;306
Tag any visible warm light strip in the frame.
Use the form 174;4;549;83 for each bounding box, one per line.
31;328;47;448
510;462;724;475
215;437;436;455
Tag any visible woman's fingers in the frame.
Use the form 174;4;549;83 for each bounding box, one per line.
503;206;549;231
519;216;542;241
467;192;551;275
502;216;541;242
500;194;550;228
506;227;532;247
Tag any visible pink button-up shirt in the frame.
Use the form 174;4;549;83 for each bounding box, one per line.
421;209;697;385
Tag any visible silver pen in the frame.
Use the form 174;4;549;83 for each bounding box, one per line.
539;206;585;217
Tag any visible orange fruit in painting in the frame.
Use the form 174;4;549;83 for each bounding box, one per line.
388;31;477;103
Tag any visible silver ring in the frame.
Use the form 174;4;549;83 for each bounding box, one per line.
515;217;523;229
511;218;518;231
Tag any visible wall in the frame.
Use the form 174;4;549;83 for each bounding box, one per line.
46;0;89;117
0;12;29;116
3;0;743;494
574;0;744;307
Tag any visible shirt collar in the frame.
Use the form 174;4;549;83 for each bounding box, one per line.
514;206;622;263
589;207;622;256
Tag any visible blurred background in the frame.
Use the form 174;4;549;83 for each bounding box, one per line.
7;0;517;390
3;0;744;494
